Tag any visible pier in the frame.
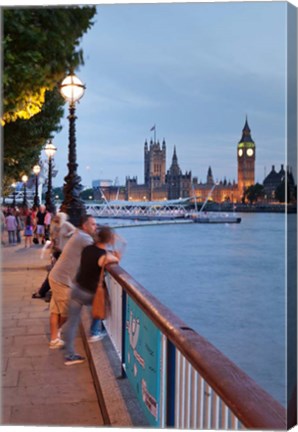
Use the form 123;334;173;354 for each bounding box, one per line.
2;242;287;428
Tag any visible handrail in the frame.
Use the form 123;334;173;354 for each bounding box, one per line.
107;263;286;429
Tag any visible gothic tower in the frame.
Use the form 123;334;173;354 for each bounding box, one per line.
166;147;192;199
144;138;166;188
237;117;256;195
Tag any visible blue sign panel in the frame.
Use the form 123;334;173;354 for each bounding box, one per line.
125;297;162;427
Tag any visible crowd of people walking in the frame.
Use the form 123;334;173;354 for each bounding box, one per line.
1;204;51;247
2;202;126;367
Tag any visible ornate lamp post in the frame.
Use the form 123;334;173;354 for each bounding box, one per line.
21;175;28;208
59;73;86;226
44;140;57;214
11;182;17;208
32;164;41;208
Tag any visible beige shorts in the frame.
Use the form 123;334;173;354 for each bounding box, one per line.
49;276;70;317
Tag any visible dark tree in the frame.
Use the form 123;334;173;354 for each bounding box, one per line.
2;6;97;192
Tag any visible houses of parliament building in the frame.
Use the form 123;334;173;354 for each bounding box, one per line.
95;118;293;203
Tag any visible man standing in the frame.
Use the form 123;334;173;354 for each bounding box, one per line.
48;214;97;348
35;204;46;244
5;211;17;245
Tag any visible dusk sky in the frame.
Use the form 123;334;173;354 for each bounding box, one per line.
34;1;296;188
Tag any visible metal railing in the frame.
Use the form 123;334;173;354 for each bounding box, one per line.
104;263;286;429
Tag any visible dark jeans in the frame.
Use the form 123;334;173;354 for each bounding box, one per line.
38;276;51;297
37;250;61;297
16;229;21;243
8;230;16;244
64;286;102;356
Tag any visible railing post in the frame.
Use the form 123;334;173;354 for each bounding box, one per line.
121;289;127;378
166;340;176;427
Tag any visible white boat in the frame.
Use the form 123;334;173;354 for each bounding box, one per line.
190;183;242;224
191;212;241;224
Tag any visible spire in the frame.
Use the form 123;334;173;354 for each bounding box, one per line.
207;166;214;184
173;145;178;163
239;116;255;143
169;146;181;175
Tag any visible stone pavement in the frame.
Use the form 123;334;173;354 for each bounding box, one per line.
1;241;148;428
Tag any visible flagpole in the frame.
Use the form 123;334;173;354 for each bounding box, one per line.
154;125;156;144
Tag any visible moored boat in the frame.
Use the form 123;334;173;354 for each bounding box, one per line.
191;212;241;224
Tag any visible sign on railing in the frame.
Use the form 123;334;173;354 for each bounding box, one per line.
125;298;162;426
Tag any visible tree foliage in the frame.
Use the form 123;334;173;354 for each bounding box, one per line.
2;6;97;193
3;89;64;192
244;183;265;204
3;6;96;124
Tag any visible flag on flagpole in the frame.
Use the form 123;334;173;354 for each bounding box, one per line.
150;125;156;131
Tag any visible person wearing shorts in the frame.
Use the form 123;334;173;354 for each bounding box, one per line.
48;277;70;340
35;205;46;244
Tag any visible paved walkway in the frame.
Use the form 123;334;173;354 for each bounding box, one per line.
1;240;148;428
1;242;104;427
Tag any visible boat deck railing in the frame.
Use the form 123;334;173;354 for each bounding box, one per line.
104;264;286;429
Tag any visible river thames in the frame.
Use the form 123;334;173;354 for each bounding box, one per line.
97;212;295;407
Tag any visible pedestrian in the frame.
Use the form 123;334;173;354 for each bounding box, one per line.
15;209;23;244
31;212;75;299
5;211;17;245
44;208;52;241
24;210;34;248
48;214;97;349
35;204;46;244
54;212;76;258
64;226;123;366
1;208;6;245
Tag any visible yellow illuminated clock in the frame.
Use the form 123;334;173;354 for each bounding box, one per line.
238;149;243;157
247;148;254;157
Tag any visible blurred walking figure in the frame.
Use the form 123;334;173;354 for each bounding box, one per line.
31;212;75;300
64;226;125;366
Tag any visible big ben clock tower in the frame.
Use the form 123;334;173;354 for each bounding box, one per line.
237;117;256;195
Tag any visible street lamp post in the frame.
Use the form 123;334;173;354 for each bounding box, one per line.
44;140;57;214
33;164;41;208
59;73;86;226
21;175;28;208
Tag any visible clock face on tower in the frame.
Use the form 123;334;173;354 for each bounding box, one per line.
238;149;243;157
246;148;254;157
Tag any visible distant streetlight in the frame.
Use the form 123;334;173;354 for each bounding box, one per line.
11;182;17;208
32;164;41;208
21;174;28;208
59;73;86;226
44;140;57;214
